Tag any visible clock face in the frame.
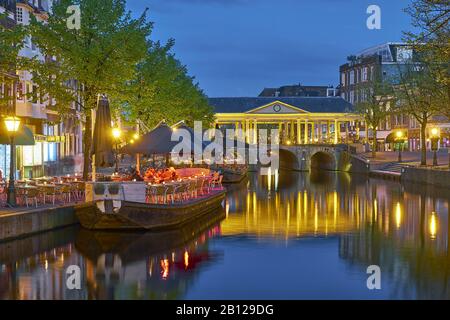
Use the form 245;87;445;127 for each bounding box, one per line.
273;105;281;112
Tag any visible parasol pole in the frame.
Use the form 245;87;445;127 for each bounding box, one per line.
136;122;140;174
91;94;100;182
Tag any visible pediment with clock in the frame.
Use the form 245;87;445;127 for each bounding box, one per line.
245;101;309;114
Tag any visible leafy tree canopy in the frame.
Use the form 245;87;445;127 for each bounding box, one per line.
110;39;215;130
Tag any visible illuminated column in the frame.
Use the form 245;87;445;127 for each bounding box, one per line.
327;120;331;143
297;119;301;144
311;121;316;143
345;121;349;143
304;120;308;144
318;122;322;143
278;122;282;144
253;119;258;144
289;120;295;143
284;122;288;143
356;121;360;141
334;119;339;144
245;119;250;143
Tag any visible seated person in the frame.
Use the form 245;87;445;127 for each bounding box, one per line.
130;167;144;181
161;168;173;181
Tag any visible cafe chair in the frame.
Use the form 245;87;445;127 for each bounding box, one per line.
174;183;189;202
40;185;57;205
76;182;86;200
165;184;177;204
211;175;223;190
24;188;40;208
0;184;7;206
60;185;72;203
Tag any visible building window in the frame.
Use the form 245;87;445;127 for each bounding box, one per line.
397;48;413;62
341;73;346;86
385;116;391;130
362;67;368;81
31;84;38;103
16;7;23;23
350;91;355;104
16;82;24;100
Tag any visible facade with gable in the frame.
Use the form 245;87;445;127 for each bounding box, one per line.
208;97;362;145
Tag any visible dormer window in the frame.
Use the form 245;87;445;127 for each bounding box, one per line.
16;7;23;23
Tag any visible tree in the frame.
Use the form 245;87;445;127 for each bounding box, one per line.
355;80;394;158
27;0;150;180
110;39;215;130
404;0;450;117
394;62;443;165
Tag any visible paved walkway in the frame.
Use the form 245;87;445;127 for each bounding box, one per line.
360;150;449;167
0;201;82;217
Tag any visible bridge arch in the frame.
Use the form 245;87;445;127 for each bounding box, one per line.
310;151;336;171
279;149;300;170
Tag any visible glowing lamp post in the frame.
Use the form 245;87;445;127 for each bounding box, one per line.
430;127;440;167
394;130;405;163
4;116;21;207
112;127;122;173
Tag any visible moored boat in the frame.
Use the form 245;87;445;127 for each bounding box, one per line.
210;165;248;184
75;189;226;231
221;169;248;183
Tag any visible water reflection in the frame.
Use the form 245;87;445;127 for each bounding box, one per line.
0;171;449;299
79;213;224;300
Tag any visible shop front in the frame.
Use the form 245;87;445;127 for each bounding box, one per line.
19;134;62;179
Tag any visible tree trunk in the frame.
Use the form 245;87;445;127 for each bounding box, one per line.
420;120;427;166
83;111;92;181
371;127;377;158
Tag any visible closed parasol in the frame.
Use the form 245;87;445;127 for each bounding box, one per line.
91;97;115;167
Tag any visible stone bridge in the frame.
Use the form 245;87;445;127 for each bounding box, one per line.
277;144;364;172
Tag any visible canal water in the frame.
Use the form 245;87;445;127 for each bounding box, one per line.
0;171;449;300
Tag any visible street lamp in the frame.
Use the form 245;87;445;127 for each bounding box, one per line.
112;127;122;173
430;127;440;167
395;130;405;163
4;116;21;207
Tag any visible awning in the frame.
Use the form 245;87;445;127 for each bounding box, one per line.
385;132;396;143
0;124;35;146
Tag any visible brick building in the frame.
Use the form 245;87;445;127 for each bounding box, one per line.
339;43;449;152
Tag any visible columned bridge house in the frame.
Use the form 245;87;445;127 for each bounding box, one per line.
208;97;362;146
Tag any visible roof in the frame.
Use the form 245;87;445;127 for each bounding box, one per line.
208;97;354;114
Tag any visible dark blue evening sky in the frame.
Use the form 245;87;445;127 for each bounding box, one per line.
127;0;414;97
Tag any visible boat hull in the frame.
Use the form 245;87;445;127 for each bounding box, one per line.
222;171;248;184
75;209;225;264
75;190;226;231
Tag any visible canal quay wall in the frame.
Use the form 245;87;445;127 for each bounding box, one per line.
402;167;450;189
0;205;78;242
0;226;77;264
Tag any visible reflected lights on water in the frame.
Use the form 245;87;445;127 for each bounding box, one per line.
429;212;437;240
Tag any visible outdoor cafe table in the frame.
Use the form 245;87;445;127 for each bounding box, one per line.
36;184;58;189
31;177;54;182
16;185;38;190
